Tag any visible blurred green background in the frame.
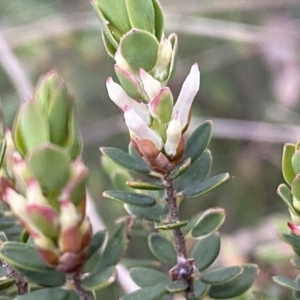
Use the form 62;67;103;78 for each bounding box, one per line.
1;0;300;299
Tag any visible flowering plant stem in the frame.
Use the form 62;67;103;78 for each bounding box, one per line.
5;262;28;295
71;272;93;300
164;176;194;299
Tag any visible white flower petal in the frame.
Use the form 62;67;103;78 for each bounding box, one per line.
172;63;200;127
139;69;161;101
106;77;149;122
164;114;182;157
124;106;163;150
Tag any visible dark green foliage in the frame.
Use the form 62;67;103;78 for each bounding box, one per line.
0;242;66;286
14;288;79;300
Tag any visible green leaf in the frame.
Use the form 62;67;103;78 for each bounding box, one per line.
0;232;7;242
65;111;82;160
13;102;49;156
273;276;300;291
208;264;259;299
183;121;212;162
191;208;226;238
155;220;188;230
181;173;230;199
170;158;191;179
0;139;6;169
120;29;159;72
193;279;208;298
115;65;144;99
87;230;106;260
279;233;300;256
165;280;188;293
201;266;243;285
283;143;296;185
126;181;164;190
0;242;66;286
152;0;164;41
191;232;221;271
103;191;156;207
90;223;126;272
0;278;15;291
148;233;177;267
100;147;150;174
47;85;71;146
277;184;298;215
293;275;300;299
292;150;300;176
27;144;71;192
81;224;126;291
15;287;79;300
101;29;117;57
175;150;212;193
126;0;155;33
164;34;178;83
120;284;166;300
125;202;168;222
130;267;169;287
81;265;116;292
292;176;300;202
96;0;131;35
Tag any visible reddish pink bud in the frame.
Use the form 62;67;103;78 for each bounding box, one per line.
288;222;300;235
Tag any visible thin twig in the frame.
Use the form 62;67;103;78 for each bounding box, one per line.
4;12;299;47
4;262;28;294
71;272;93;300
0;33;32;101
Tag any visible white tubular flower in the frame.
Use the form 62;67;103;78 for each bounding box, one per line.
123;106;163;150
164;113;182;157
106;77;149;122
172;63;200;128
139;69;162;101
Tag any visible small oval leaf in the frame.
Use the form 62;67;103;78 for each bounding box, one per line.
81;265;116;291
208;264;259;299
103;191;156;207
120;284;166;300
277;184;298;215
0;242;65;286
191;232;220;271
201;266;243;285
125;202;168;222
126;0;155;33
148;233;177;267
191;208;226;238
165;280;188;293
13;102;49;155
87;230;106;260
130;267;169;287
283;143;296;185
273;276;300;291
184;121;212;162
120;29;159;72
170;158;191;179
14;287;79;300
181;173;230;199
175;150;212;192
27;144;71;192
100;147;150;174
